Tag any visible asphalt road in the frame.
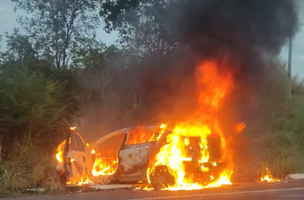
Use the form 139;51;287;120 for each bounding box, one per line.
4;180;304;200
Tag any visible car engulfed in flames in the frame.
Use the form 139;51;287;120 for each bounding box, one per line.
56;125;170;188
56;60;247;190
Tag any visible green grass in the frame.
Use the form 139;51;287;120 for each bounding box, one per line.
252;94;304;179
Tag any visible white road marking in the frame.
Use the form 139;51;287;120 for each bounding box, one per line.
127;187;304;200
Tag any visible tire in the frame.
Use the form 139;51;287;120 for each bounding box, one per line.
150;165;175;190
99;174;114;184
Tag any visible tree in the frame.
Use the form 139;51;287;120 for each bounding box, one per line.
71;40;106;69
12;0;101;69
0;29;78;149
1;29;37;66
0;64;68;145
100;0;180;58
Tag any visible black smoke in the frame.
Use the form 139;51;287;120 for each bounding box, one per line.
79;0;299;154
119;0;299;181
132;0;299;123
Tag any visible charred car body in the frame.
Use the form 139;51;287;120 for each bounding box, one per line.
56;125;225;189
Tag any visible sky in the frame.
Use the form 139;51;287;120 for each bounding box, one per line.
0;0;303;78
280;0;304;78
0;0;119;47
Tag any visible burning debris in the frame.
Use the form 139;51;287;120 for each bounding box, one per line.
261;168;281;183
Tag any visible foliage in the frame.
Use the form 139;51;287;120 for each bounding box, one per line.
253;94;304;178
100;0;180;57
0;22;129;195
0;38;77;196
0;143;62;197
249;60;304;178
12;0;101;69
1;29;43;68
0;64;72;148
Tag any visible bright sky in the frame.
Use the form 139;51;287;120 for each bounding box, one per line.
0;0;303;78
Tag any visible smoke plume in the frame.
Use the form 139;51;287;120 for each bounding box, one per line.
134;0;299;123
78;1;299;179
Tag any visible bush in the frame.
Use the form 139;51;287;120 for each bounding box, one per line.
245;59;304;179
0;142;62;197
253;65;304;177
0;64;74;196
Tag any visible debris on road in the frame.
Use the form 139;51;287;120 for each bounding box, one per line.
287;174;304;180
90;184;138;191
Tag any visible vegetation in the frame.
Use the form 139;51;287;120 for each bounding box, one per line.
249;60;304;179
0;0;303;196
12;0;101;69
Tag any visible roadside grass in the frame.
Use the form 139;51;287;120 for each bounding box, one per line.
0;143;63;197
253;94;304;179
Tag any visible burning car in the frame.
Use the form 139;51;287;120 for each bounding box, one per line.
56;125;172;188
56;123;234;190
56;61;248;190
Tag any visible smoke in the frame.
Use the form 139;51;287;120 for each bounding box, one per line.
79;0;299;132
173;0;298;55
170;0;298;85
77;0;299;180
131;0;298;122
123;0;299;181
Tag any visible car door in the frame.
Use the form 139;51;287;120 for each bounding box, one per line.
90;129;127;184
60;128;89;184
117;126;157;181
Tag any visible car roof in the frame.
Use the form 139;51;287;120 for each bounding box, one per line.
91;125;157;149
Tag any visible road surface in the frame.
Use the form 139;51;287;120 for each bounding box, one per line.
3;180;304;200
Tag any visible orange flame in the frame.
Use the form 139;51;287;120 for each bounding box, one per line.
66;176;91;186
261;168;280;182
126;127;151;145
56;128;76;164
235;122;246;135
56;140;66;163
91;148;119;177
92;157;119;176
148;61;243;190
160;124;167;129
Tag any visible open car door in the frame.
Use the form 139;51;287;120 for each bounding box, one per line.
58;128;90;185
116;126;159;182
90;128;127;184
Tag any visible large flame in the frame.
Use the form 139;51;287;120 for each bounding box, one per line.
91;125;168;177
56;140;66;163
149;60;240;190
92;151;119;176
